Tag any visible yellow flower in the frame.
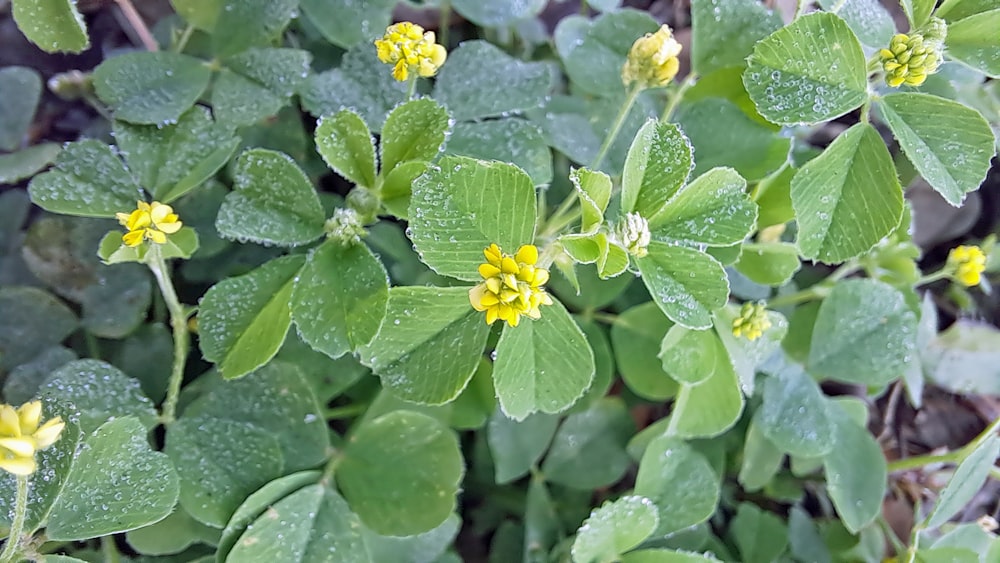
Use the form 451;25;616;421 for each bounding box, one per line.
374;22;447;82
947;245;987;287
0;401;65;476
115;200;182;247
879;32;941;88
732;301;771;342
622;25;683;89
469;244;553;327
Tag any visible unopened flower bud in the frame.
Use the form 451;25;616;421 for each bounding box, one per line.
324;208;367;245
616;212;651;257
878;30;942;88
622;25;682;90
732;301;771;342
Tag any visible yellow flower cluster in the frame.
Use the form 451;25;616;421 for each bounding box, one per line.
469;244;553;327
374;22;447;82
879;33;941;88
0;401;65;476
116;201;182;247
621;25;683;89
947;245;987;287
732;301;771;342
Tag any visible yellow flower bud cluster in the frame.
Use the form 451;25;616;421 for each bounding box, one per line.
732;301;771;342
0;401;65;476
879;33;941;88
469;244;553;327
116;200;182;247
374;22;447;82
947;245;987;287
622;25;683;89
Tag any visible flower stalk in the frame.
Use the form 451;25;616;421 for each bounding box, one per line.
0;475;28;563
147;245;190;425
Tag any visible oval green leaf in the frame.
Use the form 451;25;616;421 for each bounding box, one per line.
636;242;730;330
315;109;377;188
93;52;211;126
634;435;720;536
27;140;143;218
622;120;694;220
11;0;89;53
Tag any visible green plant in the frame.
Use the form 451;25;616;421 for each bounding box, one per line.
1;0;999;562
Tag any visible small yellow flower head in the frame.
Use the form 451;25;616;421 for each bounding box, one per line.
732;301;771;342
616;212;651;257
374;22;448;82
115;200;182;247
947;245;987;287
324;207;366;245
0;401;65;476
469;244;554;327
622;25;683;89
878;32;941;88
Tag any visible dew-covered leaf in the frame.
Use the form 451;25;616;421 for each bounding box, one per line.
28;140;143;218
300;0;396;48
125;507;220;556
451;0;546;27
900;0;935;27
658;325;719;385
11;0;89;53
315;109;377;188
363;513;461;563
493;298;595;420
792;123;903;263
0;66;42;151
216;149;325;247
925;434;1000;529
2;346;76;405
666;334;744;438
822;400;887;533
446;119;553;186
817;0;894;47
729;503;789;563
758;364;834;457
197;255;305;379
621;120;693;220
487;409;558;484
381;98;450;175
46;417;179;540
809;279;917;385
210;0;298;58
923;321;1000;396
738;415;784;492
39;359;158;434
621;550;722;562
291;240;388;360
93;52;211;126
636;242;729;330
0;286;77;371
945;9;1000;78
650;167;757;247
735;242;801;286
541;398;633;489
409;156;535;281
713;306;787;395
611;302;678;400
337;411;463;536
744;12;867;125
690;0;782;75
634;435;719;536
360;286;484;403
0;143;61;185
169;0;223;31
213;48;312;127
434;40;551;120
98;226;199;265
572;495;659;563
554;10;659;97
877;92;996;206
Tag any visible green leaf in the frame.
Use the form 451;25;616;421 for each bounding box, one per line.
434;41;551;120
170;0;222;30
611;302;679;400
315;110;377;188
621;120;694;220
744;12;867;125
3;347;76;405
946;9;1000;78
487;409;558;484
878;93;996;206
380;160;427;220
39;359;158;434
570;168;612;234
729;503;789;563
636;242;729;330
925;434;1000;529
409;156;536;281
291;240;389;360
197;255;305;379
787;507;831;563
634;435;720;536
28;140;143;218
554;10;659;97
381;98;450;175
792;123;903;263
210;0;298;58
446;119;553;186
493;298;595;420
226;484;369;562
184;362;329;472
735;243;801;286
674;99;791;182
363;513;461;563
900;0;936;27
11;0;89;53
650;167;757;247
299;0;395;48
659;325;719;385
572;495;660;563
0;143;61;185
125;508;219;556
0;286;77;371
621;550;722;563
337;411;464;536
758;365;835;457
213;48;312;127
923;321;1000;396
217;149;325;247
0;66;42;151
451;0;546;27
300;45;407;133
46;417;179;541
165;416;284;528
690;0;782;75
666;334;744;438
738;415;784;492
822;400;887;533
93;52;211;126
359;286;489;405
713;306;788;394
98;227;199;264
817;0;894;47
808;279;917;385
541;398;634;489
114;106;239;203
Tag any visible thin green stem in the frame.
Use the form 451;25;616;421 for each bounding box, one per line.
916;269;951;286
324;403;368;420
767;285;828;308
660;73;697;122
592;312;618;325
0;475;29;563
405;75;418;100
438;0;451;48
793;0;808;19
173;23;194;53
101;535;121;563
321;450;343;483
147;246;190;426
114;0;159;51
888;416;1000;473
591;84;642;171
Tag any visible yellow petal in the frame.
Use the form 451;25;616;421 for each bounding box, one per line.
478;263;502;279
515;245;538;265
533;268;550;287
126;208;151;231
136;200;151;212
500;256;519;275
392;61;409;82
0;456;36;476
479;292;499;307
157;220;182;234
484;244;502;264
486;277;502;294
485;306;499;325
0;406;21;437
149;202;173;223
0;438;35;457
123;230;145;247
17;401;42;434
148;229;167;245
469;284;488;311
33;418;64;450
115;212;132;226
